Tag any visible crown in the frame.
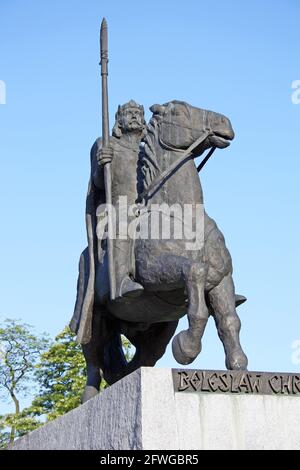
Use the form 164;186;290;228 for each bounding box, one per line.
116;100;144;119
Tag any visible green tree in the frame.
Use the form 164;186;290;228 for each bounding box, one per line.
0;319;49;447
28;327;88;421
0;323;134;446
0;412;41;448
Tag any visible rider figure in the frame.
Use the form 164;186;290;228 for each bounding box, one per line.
93;100;146;299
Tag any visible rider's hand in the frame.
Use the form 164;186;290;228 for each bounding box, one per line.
97;146;114;166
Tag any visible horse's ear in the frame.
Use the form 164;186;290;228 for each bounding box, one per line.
150;104;165;115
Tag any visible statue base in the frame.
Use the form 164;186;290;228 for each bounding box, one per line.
12;368;300;450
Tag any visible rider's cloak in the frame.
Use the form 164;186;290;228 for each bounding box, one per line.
69;139;105;344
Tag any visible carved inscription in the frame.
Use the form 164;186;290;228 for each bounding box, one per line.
173;370;300;396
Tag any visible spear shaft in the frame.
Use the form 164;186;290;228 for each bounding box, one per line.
100;18;116;300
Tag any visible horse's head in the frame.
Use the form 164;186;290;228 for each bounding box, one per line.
149;100;234;155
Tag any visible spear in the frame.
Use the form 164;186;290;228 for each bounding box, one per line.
100;18;116;300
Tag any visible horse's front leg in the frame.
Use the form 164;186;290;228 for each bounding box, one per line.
208;273;248;370
172;261;209;365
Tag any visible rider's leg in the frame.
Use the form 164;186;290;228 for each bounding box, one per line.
172;261;209;365
208;273;248;370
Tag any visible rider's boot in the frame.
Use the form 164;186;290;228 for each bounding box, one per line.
114;239;144;299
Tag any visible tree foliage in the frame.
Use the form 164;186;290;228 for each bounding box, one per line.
0;321;134;447
0;412;41;448
0;319;49;446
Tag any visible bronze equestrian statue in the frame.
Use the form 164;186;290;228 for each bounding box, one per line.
70;99;248;402
69;20;248;403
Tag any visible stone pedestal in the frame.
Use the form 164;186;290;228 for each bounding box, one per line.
12;368;300;450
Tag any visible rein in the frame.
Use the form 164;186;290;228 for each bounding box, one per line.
138;129;214;202
197;146;216;172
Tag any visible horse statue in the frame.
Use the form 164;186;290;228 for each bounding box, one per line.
70;100;248;403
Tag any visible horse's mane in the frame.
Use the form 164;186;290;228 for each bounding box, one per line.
138;100;195;195
138;115;162;194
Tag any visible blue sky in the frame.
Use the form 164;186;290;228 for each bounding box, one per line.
0;0;300;407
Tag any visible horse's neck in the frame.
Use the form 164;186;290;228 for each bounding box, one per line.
141;120;203;206
148;147;203;206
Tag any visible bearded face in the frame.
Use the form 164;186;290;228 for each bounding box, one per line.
120;106;144;133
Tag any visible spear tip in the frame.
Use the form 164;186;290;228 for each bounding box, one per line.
101;17;107;31
100;17;108;58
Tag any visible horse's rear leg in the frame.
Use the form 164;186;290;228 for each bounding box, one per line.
208;273;248;370
172;262;209;365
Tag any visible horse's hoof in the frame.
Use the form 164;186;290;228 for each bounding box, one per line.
225;350;248;370
172;331;201;365
81;386;99;404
